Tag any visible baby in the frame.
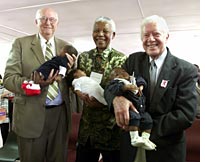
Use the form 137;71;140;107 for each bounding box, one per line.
105;67;156;150
21;44;78;96
67;69;107;105
36;44;78;81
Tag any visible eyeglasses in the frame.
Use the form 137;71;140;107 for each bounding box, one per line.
38;16;57;24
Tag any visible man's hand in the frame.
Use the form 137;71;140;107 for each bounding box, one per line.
75;90;104;108
31;69;58;87
123;84;138;92
66;53;77;69
113;96;138;129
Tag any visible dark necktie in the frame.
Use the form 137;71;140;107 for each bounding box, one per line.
149;60;157;98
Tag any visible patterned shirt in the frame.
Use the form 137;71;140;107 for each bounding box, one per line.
77;47;127;150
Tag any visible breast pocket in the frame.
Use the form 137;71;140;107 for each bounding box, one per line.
160;87;177;112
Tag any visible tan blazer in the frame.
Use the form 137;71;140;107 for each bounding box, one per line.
3;34;72;138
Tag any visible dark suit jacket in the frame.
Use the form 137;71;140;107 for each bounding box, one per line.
3;34;72;138
105;47;198;162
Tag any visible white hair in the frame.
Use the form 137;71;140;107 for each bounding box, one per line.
94;16;116;32
140;15;169;39
35;8;58;21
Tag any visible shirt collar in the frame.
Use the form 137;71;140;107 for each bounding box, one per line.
39;33;55;47
149;48;167;68
93;47;112;59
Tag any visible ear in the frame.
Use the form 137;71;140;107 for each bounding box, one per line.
112;32;116;39
166;33;169;40
35;19;38;25
165;33;169;44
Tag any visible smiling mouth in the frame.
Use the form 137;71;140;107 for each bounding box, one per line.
147;43;158;48
97;38;105;41
96;39;106;43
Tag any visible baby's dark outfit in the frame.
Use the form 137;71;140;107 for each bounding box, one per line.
36;56;68;80
106;76;152;131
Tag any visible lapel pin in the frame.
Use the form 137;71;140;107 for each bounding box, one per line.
160;80;169;88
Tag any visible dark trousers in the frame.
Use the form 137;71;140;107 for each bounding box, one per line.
129;110;153;130
0;123;9;144
76;141;120;162
120;131;137;162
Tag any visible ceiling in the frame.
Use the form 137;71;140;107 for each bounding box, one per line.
0;0;200;63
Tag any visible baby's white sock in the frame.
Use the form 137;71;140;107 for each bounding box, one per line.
130;131;139;140
142;132;150;139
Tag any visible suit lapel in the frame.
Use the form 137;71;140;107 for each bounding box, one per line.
31;34;45;64
138;55;151;100
141;56;150;78
151;51;177;103
54;38;62;56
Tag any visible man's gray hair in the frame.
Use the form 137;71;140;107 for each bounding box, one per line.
94;16;116;32
140;15;169;39
35;8;59;21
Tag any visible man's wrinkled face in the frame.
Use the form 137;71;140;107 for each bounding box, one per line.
35;8;58;40
142;23;169;59
92;21;115;52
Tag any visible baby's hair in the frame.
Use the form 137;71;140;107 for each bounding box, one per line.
66;68;79;87
109;67;130;81
61;44;78;57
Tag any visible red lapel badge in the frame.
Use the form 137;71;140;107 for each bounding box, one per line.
160;80;168;88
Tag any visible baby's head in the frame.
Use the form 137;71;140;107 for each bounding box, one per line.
66;69;86;87
59;44;78;57
109;67;130;81
73;69;86;78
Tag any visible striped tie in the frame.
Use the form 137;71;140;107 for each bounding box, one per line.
45;42;59;100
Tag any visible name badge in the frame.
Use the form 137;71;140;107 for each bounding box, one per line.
90;72;103;84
